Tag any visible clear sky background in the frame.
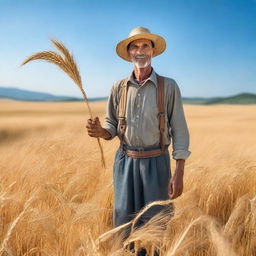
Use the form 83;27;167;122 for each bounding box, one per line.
0;0;255;98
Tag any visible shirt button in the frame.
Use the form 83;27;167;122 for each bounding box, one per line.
137;104;140;108
138;93;140;96
136;115;139;118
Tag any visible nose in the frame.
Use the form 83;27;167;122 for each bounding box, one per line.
136;47;144;55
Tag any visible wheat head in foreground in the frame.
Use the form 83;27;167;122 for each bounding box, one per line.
20;39;106;168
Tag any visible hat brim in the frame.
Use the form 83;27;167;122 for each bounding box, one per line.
116;33;166;62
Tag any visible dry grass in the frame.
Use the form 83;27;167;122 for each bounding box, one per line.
0;100;256;255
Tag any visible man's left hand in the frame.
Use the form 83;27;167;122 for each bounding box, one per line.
168;160;185;200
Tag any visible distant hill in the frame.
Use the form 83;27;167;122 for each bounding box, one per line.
205;93;256;105
0;87;255;104
183;93;256;105
182;97;219;105
0;87;107;102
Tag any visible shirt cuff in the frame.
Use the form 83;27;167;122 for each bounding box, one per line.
172;149;191;160
102;124;117;140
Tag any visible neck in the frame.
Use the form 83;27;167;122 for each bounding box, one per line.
133;65;152;82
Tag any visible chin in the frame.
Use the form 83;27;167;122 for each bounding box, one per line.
134;61;151;69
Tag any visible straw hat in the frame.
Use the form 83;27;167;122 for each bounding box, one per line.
116;27;166;62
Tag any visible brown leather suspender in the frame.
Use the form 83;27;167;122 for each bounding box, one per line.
118;78;129;149
118;74;165;155
156;75;165;153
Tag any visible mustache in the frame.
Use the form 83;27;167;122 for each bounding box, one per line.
134;54;149;58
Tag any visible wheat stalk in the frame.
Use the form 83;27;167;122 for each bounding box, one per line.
0;195;35;254
96;199;173;246
20;39;106;168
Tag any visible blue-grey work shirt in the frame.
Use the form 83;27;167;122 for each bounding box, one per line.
102;68;191;160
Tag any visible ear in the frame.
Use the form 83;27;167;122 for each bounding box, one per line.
152;47;156;56
127;51;132;61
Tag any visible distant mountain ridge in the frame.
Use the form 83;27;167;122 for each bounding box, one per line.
0;87;255;104
0;87;107;102
182;92;256;105
205;93;256;105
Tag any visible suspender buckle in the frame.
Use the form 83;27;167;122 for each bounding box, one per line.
158;112;165;117
119;116;126;134
119;116;126;123
158;112;165;131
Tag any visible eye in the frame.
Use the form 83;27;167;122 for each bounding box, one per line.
129;44;137;50
143;44;150;48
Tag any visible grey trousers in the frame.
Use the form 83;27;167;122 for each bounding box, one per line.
113;144;173;231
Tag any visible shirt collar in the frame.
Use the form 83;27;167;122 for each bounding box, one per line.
128;67;158;87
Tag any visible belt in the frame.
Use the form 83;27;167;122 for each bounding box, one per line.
122;145;169;159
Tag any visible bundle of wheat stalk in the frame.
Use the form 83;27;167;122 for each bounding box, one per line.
20;39;106;168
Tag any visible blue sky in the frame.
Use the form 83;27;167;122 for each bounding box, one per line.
0;0;255;98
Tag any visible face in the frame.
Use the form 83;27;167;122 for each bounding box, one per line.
127;39;155;69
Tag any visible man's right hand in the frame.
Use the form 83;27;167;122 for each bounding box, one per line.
85;117;112;139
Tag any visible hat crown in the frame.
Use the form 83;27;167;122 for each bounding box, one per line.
128;27;151;38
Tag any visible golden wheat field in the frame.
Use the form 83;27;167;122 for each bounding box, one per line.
0;100;256;256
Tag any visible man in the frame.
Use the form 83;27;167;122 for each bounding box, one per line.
86;27;191;255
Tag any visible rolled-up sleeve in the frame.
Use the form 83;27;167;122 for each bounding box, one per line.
102;85;118;140
168;81;191;160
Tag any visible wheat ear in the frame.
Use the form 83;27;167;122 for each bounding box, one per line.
20;39;106;168
96;199;173;246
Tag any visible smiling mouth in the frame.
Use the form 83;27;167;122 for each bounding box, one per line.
135;56;147;60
